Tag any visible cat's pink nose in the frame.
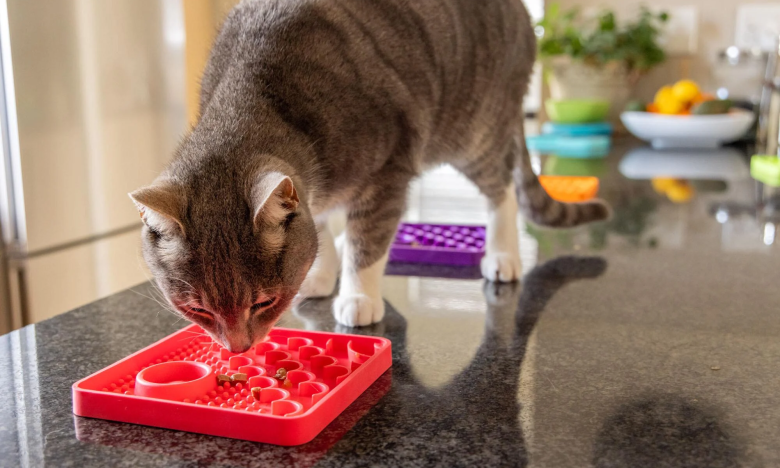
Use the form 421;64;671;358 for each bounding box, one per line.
222;333;252;353
224;341;252;353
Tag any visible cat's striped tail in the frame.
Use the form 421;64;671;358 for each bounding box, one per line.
512;133;612;228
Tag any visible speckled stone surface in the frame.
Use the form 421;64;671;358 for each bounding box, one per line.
3;139;780;467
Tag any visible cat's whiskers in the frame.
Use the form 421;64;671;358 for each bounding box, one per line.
142;270;187;317
290;294;305;308
130;287;180;319
132;257;176;320
166;276;198;292
146;273;205;320
179;330;212;347
150;287;186;317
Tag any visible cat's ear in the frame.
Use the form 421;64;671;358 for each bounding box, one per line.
251;172;299;229
128;183;186;236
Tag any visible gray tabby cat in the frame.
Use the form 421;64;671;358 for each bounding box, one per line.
129;0;610;352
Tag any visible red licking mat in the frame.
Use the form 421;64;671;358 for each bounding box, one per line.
72;325;392;446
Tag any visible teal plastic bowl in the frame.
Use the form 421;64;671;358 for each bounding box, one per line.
545;99;611;123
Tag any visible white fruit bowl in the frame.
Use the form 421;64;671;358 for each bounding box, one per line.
620;109;755;149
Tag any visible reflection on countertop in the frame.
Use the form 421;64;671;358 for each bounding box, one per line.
2;137;780;467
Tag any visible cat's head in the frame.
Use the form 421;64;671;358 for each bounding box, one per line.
129;170;317;352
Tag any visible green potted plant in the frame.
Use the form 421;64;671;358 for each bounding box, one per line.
536;5;669;123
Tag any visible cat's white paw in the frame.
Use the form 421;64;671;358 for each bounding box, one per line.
299;266;338;298
481;252;521;282
332;293;385;327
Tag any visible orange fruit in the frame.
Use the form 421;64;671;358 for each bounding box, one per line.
646;103;659;113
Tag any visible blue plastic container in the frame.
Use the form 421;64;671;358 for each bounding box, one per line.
542;122;613;136
526;135;611;159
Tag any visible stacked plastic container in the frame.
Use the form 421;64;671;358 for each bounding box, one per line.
524;99;612;202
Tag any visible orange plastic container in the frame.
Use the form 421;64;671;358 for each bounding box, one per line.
72;325;392;446
538;175;599;202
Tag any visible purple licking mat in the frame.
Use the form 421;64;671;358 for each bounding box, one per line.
389;223;486;266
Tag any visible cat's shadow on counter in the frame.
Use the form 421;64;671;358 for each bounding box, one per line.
75;256;607;467
294;255;609;467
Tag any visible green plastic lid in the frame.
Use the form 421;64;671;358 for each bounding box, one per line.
751;155;780;187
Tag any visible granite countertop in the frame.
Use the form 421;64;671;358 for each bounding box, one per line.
3;138;780;467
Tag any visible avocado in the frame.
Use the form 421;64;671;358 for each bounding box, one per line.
624;100;647;112
692;99;732;115
690;180;728;193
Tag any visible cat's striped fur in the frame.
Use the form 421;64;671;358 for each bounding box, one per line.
130;0;610;346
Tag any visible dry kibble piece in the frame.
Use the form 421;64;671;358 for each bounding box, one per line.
274;368;288;380
251;387;261;401
231;373;248;383
217;374;231;385
283;379;292;388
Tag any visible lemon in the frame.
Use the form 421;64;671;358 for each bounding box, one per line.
654;86;685;115
672;80;700;103
654;86;674;104
657;97;685;115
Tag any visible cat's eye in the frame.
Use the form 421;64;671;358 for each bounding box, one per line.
187;307;214;320
251;297;277;313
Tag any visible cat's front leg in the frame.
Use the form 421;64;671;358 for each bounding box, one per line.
298;221;339;298
481;183;522;282
333;248;389;327
332;183;405;327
